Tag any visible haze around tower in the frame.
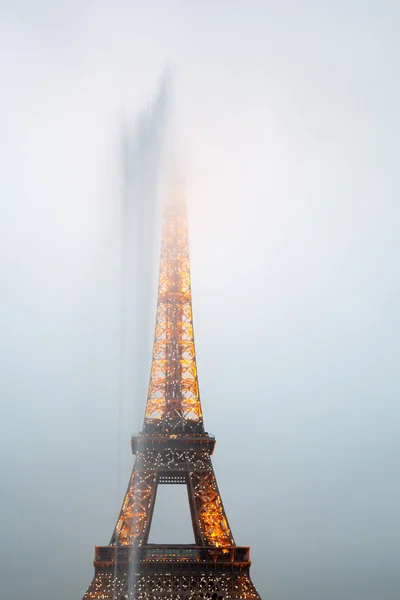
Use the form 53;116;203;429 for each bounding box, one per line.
1;3;399;600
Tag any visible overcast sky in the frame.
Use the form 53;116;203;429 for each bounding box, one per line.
1;2;400;600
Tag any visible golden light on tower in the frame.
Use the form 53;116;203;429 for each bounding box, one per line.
145;186;202;423
82;177;260;599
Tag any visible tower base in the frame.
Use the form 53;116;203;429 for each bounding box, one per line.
83;546;261;600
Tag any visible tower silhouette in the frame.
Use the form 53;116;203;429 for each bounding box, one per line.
82;184;261;600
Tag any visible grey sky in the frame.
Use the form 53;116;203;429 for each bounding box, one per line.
1;2;399;600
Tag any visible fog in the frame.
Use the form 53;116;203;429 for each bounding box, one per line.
1;2;400;600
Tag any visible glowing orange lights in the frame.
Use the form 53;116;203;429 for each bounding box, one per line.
191;471;234;547
110;471;156;546
145;189;202;424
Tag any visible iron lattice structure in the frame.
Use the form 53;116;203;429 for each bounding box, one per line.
82;186;261;600
145;192;201;425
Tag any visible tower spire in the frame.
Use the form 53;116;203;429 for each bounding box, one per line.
144;184;203;431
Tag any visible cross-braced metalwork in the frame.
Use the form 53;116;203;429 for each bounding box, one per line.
145;190;202;425
81;184;261;599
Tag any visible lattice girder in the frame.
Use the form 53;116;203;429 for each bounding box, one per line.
189;470;234;547
145;191;203;427
110;468;157;546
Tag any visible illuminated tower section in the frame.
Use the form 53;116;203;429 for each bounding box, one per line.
82;185;261;600
145;189;202;427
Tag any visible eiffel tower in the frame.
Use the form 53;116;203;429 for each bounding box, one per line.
82;183;261;600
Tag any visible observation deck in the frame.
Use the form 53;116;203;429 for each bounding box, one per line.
94;545;251;568
131;432;216;455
